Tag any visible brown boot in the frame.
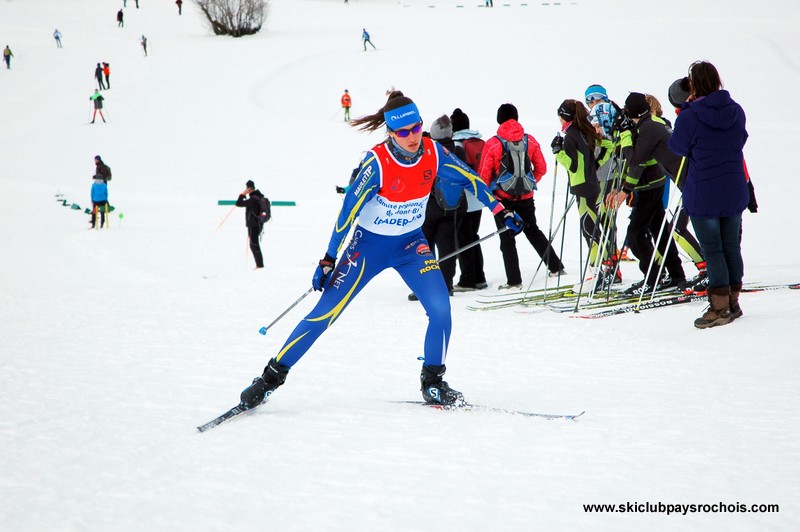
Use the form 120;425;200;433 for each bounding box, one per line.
729;282;743;321
694;286;733;329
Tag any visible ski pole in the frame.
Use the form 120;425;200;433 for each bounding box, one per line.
258;287;314;335
522;195;576;298
437;226;509;264
214;205;237;233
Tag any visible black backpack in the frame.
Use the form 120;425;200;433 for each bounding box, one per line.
493;134;537;195
258;196;271;226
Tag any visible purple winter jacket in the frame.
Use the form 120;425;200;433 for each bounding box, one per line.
668;89;749;218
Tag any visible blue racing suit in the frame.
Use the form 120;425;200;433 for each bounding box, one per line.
274;137;505;368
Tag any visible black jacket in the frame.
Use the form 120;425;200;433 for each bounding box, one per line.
236;189;264;227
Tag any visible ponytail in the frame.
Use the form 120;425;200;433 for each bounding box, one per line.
350;90;412;132
570;99;600;145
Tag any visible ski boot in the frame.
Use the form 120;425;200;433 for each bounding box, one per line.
420;364;466;407
240;358;290;409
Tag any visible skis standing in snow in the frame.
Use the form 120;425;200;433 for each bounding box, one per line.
237;91;523;411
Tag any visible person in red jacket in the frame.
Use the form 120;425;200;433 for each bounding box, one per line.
479;103;565;289
340;89;352;121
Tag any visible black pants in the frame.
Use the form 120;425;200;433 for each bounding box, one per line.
91;201;107;227
493;197;564;285
247;224;264;268
456;209;486;287
626;186;685;284
422;200;465;291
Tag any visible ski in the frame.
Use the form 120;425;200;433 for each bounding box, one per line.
197;403;253;432
573;292;707;319
393;400;585;420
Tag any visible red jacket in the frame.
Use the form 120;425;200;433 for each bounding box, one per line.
478;119;547;201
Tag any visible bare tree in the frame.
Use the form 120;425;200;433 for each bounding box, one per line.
193;0;269;37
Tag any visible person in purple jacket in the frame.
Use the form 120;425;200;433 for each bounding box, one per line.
668;61;749;329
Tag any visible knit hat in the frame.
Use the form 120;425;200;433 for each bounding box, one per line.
450;108;470;132
94;155;102;161
585;84;609;103
429;115;453;141
246;180;255;189
496;103;518;124
624;92;650;118
668;77;691;108
557;100;576;121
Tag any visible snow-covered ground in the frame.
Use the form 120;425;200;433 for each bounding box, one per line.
1;0;798;530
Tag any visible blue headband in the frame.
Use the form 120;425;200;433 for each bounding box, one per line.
384;102;421;130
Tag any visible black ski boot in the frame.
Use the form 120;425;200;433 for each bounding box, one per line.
420;364;466;407
240;358;290;409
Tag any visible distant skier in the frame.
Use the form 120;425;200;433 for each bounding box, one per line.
3;45;12;69
103;62;111;89
94;63;106;90
176;0;183;15
362;28;376;51
93;155;112;183
90;90;106;124
235;180;266;269
140;35;148;57
90;178;109;229
117;9;124;28
53;29;62;48
341;89;352;121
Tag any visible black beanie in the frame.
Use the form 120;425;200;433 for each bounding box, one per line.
450;108;470;132
668;77;691;108
557;100;576;121
496;103;518;124
625;92;650;118
246;180;255;189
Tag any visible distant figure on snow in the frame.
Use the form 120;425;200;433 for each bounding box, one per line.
3;46;13;69
103;62;111;89
341;89;352;121
95;63;106;90
117;9;124;28
235;180;267;269
140;35;148;57
53;30;62;48
90;90;106;124
362;28;376;51
176;0;183;15
94;155;112;183
90;178;109;229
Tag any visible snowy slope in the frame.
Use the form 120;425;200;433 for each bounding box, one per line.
1;0;799;530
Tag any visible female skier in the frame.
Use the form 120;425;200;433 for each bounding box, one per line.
550;99;610;291
239;92;523;408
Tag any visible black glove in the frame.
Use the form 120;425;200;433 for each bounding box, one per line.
496;209;525;235
335;186;346;194
312;253;336;291
747;179;758;213
618;117;635;133
550;134;564;154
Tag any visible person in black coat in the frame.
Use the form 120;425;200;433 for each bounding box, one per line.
235;179;265;269
94;63;106;90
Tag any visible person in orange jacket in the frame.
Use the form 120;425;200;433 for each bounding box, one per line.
341;89;352;121
102;62;111;89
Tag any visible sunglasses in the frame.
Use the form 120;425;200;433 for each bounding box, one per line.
392;122;423;137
